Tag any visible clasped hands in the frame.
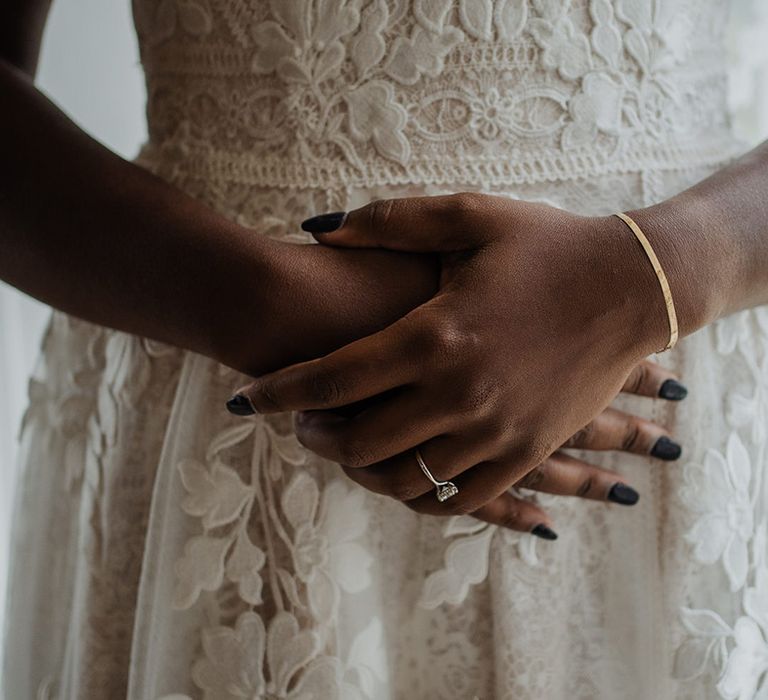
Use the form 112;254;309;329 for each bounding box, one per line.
227;193;686;539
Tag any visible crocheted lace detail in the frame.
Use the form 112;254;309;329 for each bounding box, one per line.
133;0;743;189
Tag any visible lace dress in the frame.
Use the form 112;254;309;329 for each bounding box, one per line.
3;1;768;698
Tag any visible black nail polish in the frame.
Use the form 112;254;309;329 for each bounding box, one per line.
531;524;558;540
651;436;682;461
608;482;639;505
226;394;255;416
301;211;347;234
659;378;688;401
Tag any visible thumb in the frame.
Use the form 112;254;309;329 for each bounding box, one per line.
300;193;488;252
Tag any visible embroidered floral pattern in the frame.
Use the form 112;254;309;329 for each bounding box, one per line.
672;308;768;697
682;432;754;592
134;0;740;189
171;415;381;697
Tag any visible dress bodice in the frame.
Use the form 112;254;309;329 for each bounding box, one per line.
131;0;742;191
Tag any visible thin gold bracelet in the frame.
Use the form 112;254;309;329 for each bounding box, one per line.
613;212;679;352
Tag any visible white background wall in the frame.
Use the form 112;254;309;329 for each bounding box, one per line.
1;0;768;648
0;0;146;631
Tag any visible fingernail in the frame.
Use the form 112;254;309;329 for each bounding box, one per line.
531;524;558;540
301;211;347;234
608;482;639;506
226;394;255;416
659;378;688;401
651;436;682;461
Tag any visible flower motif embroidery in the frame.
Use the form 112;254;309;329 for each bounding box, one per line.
468;87;515;142
420;514;539;609
683;433;754;592
384;25;464;86
344;81;410;165
249;0;417;165
251;0;360;84
192;610;384;700
718;524;768;699
282;473;373;621
562;71;624;148
528;5;593;81
718;617;768;700
674;524;768;698
727;366;768;447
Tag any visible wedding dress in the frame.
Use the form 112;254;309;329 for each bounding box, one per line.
3;1;768;698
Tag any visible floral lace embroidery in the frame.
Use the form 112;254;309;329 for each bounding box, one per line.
133;0;742;190
673;310;768;699
172;413;384;698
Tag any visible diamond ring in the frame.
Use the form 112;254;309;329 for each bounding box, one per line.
415;449;459;503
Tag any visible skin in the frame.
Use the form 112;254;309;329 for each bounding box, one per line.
2;1;684;540
234;165;768;531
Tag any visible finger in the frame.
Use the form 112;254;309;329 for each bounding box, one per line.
294;389;454;467
622;360;688;400
226;316;419;415
300;192;495;250
515;452;640;505
341;433;497;501
395;461;557;538
471;492;558;539
564;407;682;460
403;456;529;518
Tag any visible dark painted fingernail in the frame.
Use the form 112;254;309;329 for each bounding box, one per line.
531;524;558;540
651;436;682;461
659;378;688;401
226;394;255;416
301;211;347;234
608;482;639;505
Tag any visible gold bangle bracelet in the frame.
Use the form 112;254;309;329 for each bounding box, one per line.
613;211;679;352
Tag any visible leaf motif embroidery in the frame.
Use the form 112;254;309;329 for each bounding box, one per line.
179;459;253;529
173;535;230;610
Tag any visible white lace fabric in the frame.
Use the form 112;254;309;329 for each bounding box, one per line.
3;1;768;700
133;0;743;191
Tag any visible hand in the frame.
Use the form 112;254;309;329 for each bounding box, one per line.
227;193;675;524
333;359;686;539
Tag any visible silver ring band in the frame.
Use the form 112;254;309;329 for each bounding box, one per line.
415;449;459;503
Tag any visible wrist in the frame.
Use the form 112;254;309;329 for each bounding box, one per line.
586;213;671;359
624;194;730;341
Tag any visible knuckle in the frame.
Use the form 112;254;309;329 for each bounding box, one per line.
420;318;483;372
626;363;648;394
566;421;594;448
366;197;395;231
621;420;642;452
517;438;551;470
518;464;546;490
576;475;595;498
338;439;375;468
500;506;524;530
308;370;345;406
255;381;281;412
445;191;484;223
421;318;461;357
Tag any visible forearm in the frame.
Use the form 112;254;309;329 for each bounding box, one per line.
0;60;437;374
0;58;276;362
628;141;768;340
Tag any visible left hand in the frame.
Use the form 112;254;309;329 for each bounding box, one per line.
228;193;675;523
328;359;685;539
